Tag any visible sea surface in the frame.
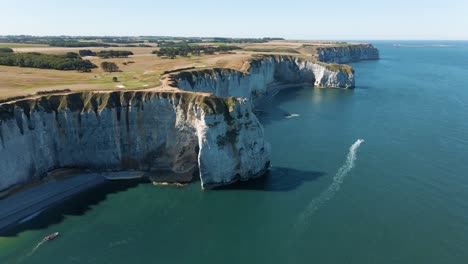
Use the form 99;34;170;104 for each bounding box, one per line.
2;41;468;263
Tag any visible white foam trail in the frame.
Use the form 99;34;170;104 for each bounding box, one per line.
28;240;45;256
297;139;364;226
285;114;300;119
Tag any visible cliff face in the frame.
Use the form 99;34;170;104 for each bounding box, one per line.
0;49;380;192
316;44;380;64
173;56;355;101
0;92;270;191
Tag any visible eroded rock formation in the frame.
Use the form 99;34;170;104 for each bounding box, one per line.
0;92;270;190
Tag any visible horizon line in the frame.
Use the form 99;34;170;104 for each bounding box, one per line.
1;35;468;41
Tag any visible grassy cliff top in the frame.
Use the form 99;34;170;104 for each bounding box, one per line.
0;39;371;101
0;90;242;123
319;62;354;74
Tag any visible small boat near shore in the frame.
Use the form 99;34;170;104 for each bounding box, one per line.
42;232;59;242
29;232;60;255
285;113;301;119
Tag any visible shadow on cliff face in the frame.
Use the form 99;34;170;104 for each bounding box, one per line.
215;167;326;192
0;179;149;237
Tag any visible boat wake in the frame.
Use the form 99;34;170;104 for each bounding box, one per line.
28;241;45;256
296;139;364;227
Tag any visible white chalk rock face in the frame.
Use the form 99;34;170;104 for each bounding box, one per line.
173;55;355;102
294;59;355;89
316;44;380;64
195;100;270;187
0;51;379;192
0;92;270;191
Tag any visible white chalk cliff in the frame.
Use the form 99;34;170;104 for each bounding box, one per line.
0;51;379;192
0;92;270;191
173;56;355;101
316;44;380;64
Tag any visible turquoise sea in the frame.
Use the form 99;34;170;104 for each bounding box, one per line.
1;41;468;263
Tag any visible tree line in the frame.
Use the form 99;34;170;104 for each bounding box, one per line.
149;37;285;46
155;40;201;47
49;41;115;47
96;50;134;58
0;36;285;47
96;38;145;44
0;52;97;71
211;37;284;43
79;50;134;58
123;44;152;48
153;45;240;58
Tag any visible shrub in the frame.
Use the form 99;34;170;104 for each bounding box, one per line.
79;50;97;56
0;48;13;53
65;52;80;59
101;62;120;72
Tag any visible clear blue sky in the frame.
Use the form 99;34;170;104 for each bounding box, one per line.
1;0;467;40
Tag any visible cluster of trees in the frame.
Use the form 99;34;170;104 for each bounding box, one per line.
96;50;134;58
123;44;152;48
79;50;97;56
101;62;120;72
49;41;114;47
0;52;97;71
64;52;80;59
156;41;192;48
153;45;240;58
96;38;145;44
78;50;134;58
211;37;284;43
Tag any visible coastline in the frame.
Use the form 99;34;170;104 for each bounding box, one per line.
0;173;108;234
0;42;379;235
0;169;195;234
